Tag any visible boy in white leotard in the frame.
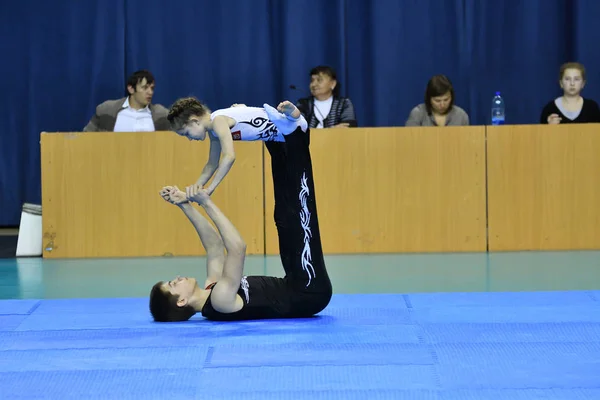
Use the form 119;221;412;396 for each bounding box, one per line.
167;98;307;197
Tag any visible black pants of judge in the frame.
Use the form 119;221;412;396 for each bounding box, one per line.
264;127;332;316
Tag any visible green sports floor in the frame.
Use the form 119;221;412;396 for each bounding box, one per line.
1;251;599;300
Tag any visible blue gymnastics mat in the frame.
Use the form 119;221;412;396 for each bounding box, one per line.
1;291;600;399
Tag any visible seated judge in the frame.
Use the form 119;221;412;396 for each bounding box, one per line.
405;75;469;127
295;65;357;128
540;62;600;124
84;70;170;132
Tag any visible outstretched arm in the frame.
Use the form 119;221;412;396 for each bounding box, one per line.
203;116;236;195
195;134;221;189
160;186;225;285
187;186;246;313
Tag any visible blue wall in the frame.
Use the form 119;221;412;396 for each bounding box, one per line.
1;0;600;225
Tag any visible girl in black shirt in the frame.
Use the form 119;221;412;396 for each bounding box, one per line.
540;62;600;124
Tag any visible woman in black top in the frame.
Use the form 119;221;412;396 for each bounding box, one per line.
540;62;600;124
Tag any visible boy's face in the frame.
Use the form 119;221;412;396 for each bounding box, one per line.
161;276;198;307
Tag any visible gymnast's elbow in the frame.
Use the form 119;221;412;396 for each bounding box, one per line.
221;152;236;166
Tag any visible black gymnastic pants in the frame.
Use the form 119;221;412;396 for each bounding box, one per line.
264;127;332;316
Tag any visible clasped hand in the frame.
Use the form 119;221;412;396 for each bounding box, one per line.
186;184;211;204
159;185;211;205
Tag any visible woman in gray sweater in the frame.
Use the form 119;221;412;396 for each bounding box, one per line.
406;75;469;127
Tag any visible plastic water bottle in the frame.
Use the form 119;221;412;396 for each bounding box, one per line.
491;92;505;125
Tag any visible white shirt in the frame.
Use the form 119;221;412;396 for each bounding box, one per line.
313;96;333;128
113;97;155;132
210;106;285;142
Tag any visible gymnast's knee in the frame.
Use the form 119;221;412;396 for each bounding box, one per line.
305;290;333;316
304;274;333;313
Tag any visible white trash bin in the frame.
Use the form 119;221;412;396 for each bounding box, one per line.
16;203;43;257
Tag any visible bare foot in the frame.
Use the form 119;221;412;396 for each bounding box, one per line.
263;102;306;135
159;186;188;205
276;100;301;119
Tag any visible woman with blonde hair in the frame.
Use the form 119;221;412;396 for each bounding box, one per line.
540;62;600;124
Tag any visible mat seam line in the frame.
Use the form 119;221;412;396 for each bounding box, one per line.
8;303;40;331
0;345;217;352
26;301;42;315
0;300;42;317
204;346;215;367
200;362;437;369
3;340;598;352
417;326;443;390
402;294;413;309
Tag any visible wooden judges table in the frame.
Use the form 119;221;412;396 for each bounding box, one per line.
40;124;600;258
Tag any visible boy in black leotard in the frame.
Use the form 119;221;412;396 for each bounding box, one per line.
149;102;332;322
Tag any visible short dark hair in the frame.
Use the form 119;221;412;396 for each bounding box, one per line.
167;97;210;132
149;281;196;322
126;70;155;92
424;75;454;114
310;65;340;97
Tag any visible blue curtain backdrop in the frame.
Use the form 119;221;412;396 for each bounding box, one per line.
1;0;599;225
